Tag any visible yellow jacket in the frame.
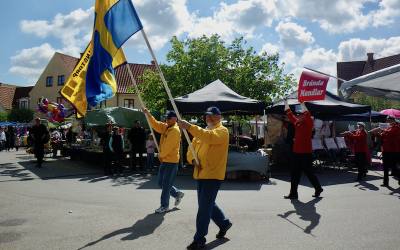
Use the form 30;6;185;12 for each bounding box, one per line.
187;122;229;180
148;115;181;163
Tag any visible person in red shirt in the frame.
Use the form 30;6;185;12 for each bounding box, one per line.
283;100;323;199
344;122;368;181
374;115;400;187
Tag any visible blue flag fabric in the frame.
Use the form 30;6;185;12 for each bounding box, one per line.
86;0;143;107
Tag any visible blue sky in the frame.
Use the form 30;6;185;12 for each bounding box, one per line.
1;0;400;95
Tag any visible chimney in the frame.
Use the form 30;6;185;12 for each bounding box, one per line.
80;52;84;59
151;61;155;65
367;53;374;62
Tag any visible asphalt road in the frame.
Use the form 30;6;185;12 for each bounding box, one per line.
1;150;400;250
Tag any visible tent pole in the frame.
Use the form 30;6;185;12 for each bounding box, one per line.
264;110;266;150
125;64;160;153
140;29;199;164
369;110;372;166
255;114;258;150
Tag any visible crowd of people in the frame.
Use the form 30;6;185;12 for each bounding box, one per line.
0;126;22;152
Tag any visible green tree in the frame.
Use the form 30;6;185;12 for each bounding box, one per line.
0;110;8;122
355;95;400;111
7;108;34;123
130;34;296;113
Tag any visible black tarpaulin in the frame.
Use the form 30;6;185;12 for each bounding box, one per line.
265;91;371;117
166;79;265;115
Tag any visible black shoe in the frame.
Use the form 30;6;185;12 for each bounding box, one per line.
216;222;232;238
187;241;205;250
381;183;388;187
312;188;323;198
363;172;367;178
284;194;298;199
355;178;362;181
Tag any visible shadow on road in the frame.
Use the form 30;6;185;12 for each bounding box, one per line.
354;181;379;191
0;163;32;179
278;198;322;236
78;208;179;249
204;238;230;249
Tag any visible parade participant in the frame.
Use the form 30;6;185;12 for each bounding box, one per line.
142;108;184;213
100;123;112;176
178;106;232;250
129;120;146;171
109;127;124;176
30;118;49;168
373;115;400;187
5;127;10;151
344;122;368;181
0;127;5;152
283;100;323;199
146;134;157;171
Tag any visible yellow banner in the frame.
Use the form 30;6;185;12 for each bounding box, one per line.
60;42;127;117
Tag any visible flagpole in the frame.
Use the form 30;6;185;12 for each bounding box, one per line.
125;64;160;153
304;67;347;82
140;29;199;164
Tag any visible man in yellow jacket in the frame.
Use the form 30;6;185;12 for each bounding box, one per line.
142;108;184;213
178;106;232;250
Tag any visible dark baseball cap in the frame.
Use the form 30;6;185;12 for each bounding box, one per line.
204;106;221;115
135;120;140;124
164;110;177;118
386;115;396;120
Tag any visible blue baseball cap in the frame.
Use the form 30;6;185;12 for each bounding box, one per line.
164;110;177;118
204;106;221;115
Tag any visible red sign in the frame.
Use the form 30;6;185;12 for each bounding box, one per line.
298;71;330;102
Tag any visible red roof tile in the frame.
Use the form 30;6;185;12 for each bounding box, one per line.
114;63;157;94
58;52;79;73
0;83;17;110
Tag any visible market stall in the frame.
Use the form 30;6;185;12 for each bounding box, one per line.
168;79;269;177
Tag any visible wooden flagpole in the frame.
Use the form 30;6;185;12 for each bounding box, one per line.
140;29;199;164
125;64;160;152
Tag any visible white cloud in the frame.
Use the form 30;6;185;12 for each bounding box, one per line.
275;21;315;50
20;7;93;56
338;36;400;61
9;43;60;82
125;0;195;50
260;43;280;55
189;0;281;41
373;0;400;26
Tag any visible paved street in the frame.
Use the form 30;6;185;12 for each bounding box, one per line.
1;150;400;250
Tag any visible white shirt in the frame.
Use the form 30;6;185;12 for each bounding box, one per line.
0;131;5;141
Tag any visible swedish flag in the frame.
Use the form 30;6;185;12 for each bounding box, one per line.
86;0;143;107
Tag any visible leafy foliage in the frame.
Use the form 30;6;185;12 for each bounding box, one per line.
7;108;34;123
355;95;400;111
129;34;296;113
0;110;9;122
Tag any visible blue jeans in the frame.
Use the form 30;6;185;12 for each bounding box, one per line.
194;179;231;244
147;153;154;169
157;162;179;207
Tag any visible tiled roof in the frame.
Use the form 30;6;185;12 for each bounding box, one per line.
0;83;17;110
363;54;400;75
114;62;157;94
337;53;400;90
58;52;79;73
13;86;34;108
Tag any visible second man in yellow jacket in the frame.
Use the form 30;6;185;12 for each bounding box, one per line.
142;108;185;213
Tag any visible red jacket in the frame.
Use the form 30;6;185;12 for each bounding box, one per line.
375;125;400;152
286;109;314;154
346;130;367;153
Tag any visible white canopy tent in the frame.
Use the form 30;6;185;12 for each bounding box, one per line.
339;63;400;102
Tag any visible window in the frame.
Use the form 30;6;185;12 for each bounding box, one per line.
124;99;134;109
57;97;64;105
95;100;106;109
46;77;53;87
20;101;28;109
58;75;65;86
